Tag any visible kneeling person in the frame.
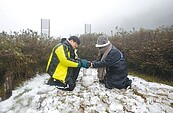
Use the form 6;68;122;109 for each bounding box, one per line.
90;35;132;89
46;36;90;91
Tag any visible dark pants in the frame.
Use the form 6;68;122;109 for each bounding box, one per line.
47;67;80;91
104;73;132;89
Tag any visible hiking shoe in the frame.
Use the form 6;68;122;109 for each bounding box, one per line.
126;80;132;89
46;77;55;86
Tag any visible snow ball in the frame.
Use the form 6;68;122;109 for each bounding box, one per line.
82;76;94;87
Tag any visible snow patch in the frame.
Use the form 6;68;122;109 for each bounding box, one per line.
0;68;173;113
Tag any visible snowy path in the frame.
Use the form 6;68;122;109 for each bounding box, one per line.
0;69;173;113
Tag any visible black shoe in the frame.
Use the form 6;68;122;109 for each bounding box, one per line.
125;80;132;89
46;77;55;86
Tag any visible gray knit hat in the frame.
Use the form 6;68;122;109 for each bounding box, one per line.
95;35;110;47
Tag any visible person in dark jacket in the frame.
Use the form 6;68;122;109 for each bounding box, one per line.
90;35;132;89
46;36;90;91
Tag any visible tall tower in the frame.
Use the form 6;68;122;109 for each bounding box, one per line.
84;24;91;34
41;19;50;37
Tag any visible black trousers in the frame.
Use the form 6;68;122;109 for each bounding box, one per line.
48;67;80;91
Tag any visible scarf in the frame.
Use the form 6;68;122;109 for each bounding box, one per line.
97;43;112;80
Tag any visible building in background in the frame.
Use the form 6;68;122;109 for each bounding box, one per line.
41;19;50;37
84;24;91;34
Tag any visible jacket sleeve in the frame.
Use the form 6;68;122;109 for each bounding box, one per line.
56;45;79;67
93;49;122;68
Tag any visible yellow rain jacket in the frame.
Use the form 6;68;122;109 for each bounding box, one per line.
46;39;79;83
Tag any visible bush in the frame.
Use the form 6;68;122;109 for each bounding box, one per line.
108;26;173;80
0;25;173;99
0;29;60;87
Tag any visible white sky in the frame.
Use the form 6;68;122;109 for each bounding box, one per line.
0;0;173;37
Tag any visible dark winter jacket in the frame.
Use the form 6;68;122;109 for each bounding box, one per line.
92;45;130;89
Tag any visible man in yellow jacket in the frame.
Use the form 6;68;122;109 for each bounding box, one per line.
46;36;90;91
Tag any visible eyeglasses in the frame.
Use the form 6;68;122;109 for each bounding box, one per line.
98;47;104;49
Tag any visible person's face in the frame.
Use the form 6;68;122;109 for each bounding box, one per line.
98;47;104;50
98;46;107;54
70;40;79;49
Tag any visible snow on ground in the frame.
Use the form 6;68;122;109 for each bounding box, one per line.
0;68;173;113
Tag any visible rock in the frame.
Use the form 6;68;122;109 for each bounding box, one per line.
168;93;173;99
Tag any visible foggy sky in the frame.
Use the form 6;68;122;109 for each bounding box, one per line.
0;0;173;37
